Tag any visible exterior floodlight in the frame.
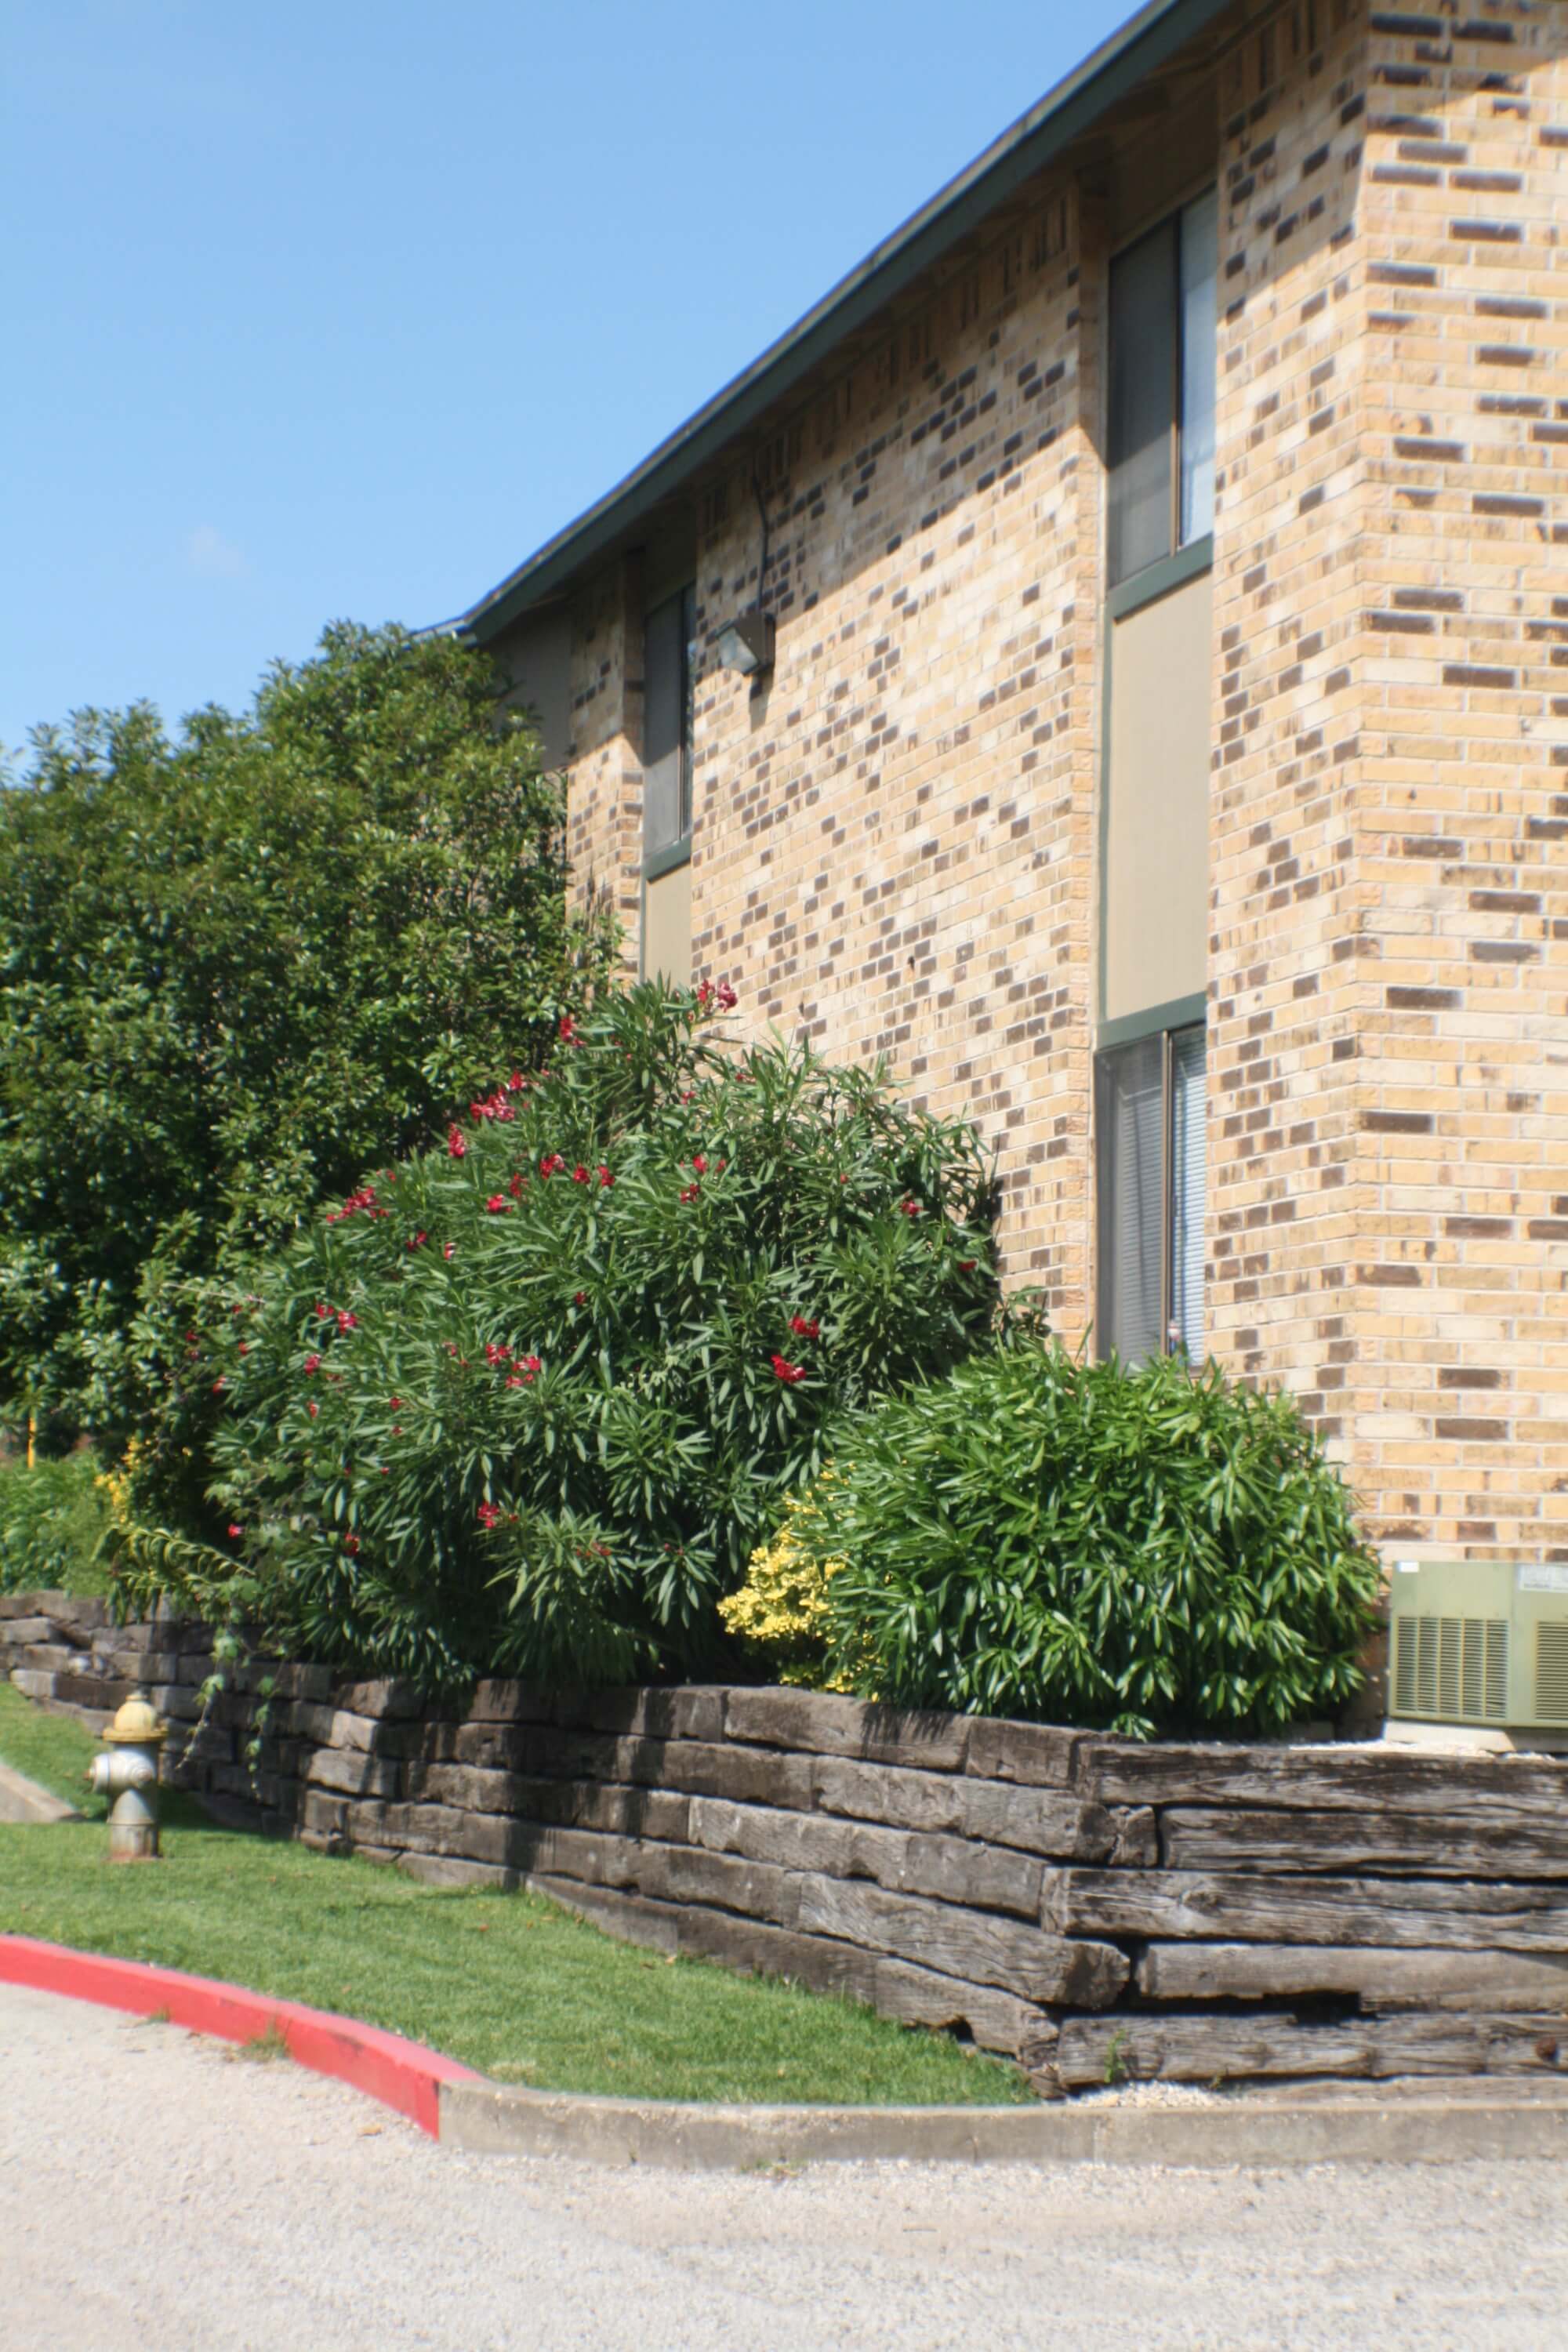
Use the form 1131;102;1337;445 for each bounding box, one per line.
716;611;775;677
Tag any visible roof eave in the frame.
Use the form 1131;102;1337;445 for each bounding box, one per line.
462;0;1228;645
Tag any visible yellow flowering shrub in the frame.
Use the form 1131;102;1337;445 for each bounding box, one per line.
720;1479;866;1693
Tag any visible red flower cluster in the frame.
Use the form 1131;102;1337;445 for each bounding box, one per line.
571;1163;590;1185
326;1184;387;1225
228;1523;244;1541
695;980;739;1011
558;1014;581;1046
485;1342;510;1365
343;1534;361;1556
336;1310;358;1331
303;1352;321;1374
508;1172;526;1198
447;1125;467;1159
770;1356;806;1385
691;1155;708;1175
679;1182;700;1205
505;1069;527;1094
504;1352;542;1388
476;1502;501;1530
485;1194;513;1214
597;1165;613;1189
406;1230;428;1252
573;1290;587;1306
539;1153;565;1179
900;1199;922;1218
444;1242;456;1261
470;1091;516;1124
789;1315;818;1339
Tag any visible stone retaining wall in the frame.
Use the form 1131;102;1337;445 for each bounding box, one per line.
7;1589;1568;2096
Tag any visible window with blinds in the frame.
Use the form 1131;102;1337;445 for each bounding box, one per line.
1106;187;1218;590
1095;1022;1207;1364
644;583;696;859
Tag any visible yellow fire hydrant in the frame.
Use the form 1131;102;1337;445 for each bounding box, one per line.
89;1695;169;1862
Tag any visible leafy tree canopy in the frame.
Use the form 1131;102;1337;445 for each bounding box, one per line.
0;622;601;1436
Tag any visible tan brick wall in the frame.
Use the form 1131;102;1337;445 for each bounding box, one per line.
548;0;1566;1552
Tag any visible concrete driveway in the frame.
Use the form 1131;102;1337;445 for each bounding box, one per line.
2;1979;1565;2351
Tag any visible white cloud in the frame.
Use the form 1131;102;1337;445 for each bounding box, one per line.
184;524;249;581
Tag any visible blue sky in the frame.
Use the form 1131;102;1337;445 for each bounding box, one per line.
5;1;1136;757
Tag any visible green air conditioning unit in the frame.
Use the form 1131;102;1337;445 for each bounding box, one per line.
1387;1558;1568;1733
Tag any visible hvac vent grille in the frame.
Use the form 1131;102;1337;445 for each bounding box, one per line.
1392;1614;1508;1722
1536;1623;1568;1727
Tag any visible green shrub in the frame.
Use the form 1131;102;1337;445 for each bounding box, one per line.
122;983;1000;1690
0;622;607;1443
794;1342;1379;1737
0;1454;117;1598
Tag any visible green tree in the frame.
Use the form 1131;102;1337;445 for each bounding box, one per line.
0;622;603;1447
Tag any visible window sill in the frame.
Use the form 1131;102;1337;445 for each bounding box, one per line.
642;837;691;884
1106;534;1213;624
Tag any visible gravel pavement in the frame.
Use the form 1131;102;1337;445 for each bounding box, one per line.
3;1978;1566;2352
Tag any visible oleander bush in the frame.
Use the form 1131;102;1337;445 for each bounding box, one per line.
116;983;1002;1690
780;1341;1380;1737
0;1454;118;1598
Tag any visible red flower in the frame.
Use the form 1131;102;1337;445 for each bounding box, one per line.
444;1243;456;1260
447;1125;467;1159
343;1534;361;1555
303;1353;321;1374
227;1524;244;1540
572;1164;590;1185
407;1232;427;1251
336;1309;358;1331
574;1290;587;1307
477;1502;501;1529
508;1172;526;1198
717;981;738;1010
770;1356;806;1385
237;1341;249;1355
485;1342;511;1365
696;980;713;1007
519;1353;541;1377
211;1377;227;1394
539;1153;564;1178
485;1194;512;1214
789;1316;818;1339
597;1165;613;1189
691;1155;708;1175
307;1399;319;1417
316;1303;332;1320
958;1258;976;1272
900;1199;922;1218
558;1014;576;1042
389;1396;402;1409
680;1182;700;1204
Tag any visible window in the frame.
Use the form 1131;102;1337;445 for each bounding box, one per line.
644;583;696;860
1095;1022;1207;1364
1106;187;1218;588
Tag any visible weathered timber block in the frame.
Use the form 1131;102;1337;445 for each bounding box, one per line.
300;1789;350;1841
631;1841;800;1929
267;1662;333;1703
1050;1868;1568;1952
93;1650;181;1685
426;1720;532;1771
1109;1807;1159;1867
328;1679;427;1722
724;1686;969;1771
463;1679;556;1725
284;1704;426;1759
90;1621;168;1655
689;1795;1044;1919
177;1653;220;1681
1054;2009;1568;2090
401;1759;528;1814
302;1746;401;1799
0;1618;61;1646
523;1872;685;1957
1082;1739;1568;1822
7;1644;87;1675
401;1853;518;1893
1135;1941;1568;2010
870;1957;1053;2060
0;1592;109;1630
147;1684;204;1723
795;1872;1127;2007
7;1671;58;1703
815;1755;1116;1859
1161;1806;1568;1881
53;1672;139;1711
964;1719;1081;1788
532;1733;818;1812
557;1686;727;1744
489;1774;688;1844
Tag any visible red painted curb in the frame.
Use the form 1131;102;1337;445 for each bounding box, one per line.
0;1933;484;2137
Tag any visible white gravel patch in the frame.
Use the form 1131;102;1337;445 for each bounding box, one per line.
2;1978;1566;2351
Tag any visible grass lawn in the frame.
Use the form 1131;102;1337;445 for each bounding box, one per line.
0;1683;1033;2107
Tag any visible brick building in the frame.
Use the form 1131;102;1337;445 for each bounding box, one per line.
455;0;1567;1564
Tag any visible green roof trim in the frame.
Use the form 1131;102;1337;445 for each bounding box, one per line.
460;0;1229;644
